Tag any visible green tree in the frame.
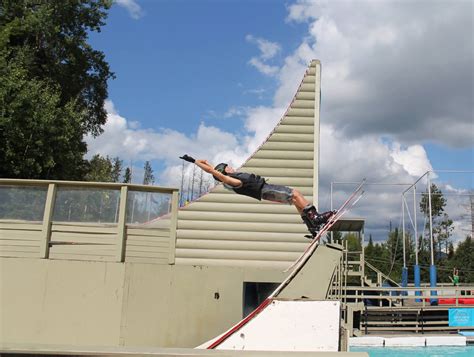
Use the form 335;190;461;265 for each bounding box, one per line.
110;157;122;182
345;233;362;252
420;184;454;264
365;235;375;258
331;231;343;244
143;161;154;185
435;213;454;255
448;242;455;259
0;0;113;179
420;183;447;218
84;154;124;183
451;236;474;283
85;154;113;182
123;167;132;183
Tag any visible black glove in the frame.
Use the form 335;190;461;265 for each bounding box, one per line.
179;154;195;163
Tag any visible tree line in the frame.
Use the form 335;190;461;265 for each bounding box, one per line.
338;184;473;285
86;154;155;185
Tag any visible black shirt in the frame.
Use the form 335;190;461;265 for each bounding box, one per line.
226;172;266;200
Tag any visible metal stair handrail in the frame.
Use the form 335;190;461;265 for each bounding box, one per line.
365;261;401;287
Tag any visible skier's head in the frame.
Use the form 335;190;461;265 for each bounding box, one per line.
213;163;234;181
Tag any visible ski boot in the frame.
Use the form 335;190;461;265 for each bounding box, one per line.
301;205;336;239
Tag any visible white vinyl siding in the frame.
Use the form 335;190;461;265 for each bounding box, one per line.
175;60;321;268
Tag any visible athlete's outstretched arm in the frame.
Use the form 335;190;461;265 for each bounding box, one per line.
194;159;214;172
179;155;241;187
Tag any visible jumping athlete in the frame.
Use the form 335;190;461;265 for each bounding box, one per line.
179;154;335;236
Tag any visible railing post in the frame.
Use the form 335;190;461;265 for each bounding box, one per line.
421;308;424;334
168;190;179;265
115;186;128;262
39;183;57;259
364;304;368;335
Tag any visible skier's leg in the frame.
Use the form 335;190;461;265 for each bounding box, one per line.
291;189;309;214
260;185;335;233
261;184;294;204
292;190;335;220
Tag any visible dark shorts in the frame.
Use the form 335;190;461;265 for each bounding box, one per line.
261;183;294;204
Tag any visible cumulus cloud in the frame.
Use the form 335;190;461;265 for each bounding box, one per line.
86;100;244;185
278;0;472;243
246;34;281;76
390;144;433;178
115;0;143;19
286;0;473;147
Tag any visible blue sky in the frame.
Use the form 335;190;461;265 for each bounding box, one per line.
90;0;300;134
87;0;473;242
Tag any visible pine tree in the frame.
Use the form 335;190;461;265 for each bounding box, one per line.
111;157;123;182
123;167;132;183
85;154;113;182
451;236;474;283
143;161;154;185
420;183;453;263
365;235;375;259
345;233;362;252
420;184;447;218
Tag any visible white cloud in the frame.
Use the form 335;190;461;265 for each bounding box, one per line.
244;88;266;96
242;106;286;158
223;106;248;119
246;35;281;60
87;100;242;173
246;34;281;76
115;0;143;19
390;144;433;178
286;0;473;147
248;58;279;76
279;0;472;242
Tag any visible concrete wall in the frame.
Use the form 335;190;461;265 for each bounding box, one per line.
0;257;287;348
0;258;124;346
0;245;341;348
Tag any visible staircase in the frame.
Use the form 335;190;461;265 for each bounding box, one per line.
344;250;400;288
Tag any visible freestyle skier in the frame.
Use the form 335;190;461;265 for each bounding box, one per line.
179;154;335;235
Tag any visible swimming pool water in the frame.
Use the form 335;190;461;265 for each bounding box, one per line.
350;346;474;357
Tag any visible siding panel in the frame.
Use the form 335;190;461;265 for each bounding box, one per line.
49;226;117;261
124;225;171;264
0;221;42;257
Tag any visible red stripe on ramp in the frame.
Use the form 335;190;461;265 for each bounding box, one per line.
207;298;273;349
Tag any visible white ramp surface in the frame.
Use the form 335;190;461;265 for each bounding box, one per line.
216;300;340;352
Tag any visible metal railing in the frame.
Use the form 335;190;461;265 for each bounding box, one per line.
0;179;179;263
327;245;474;336
339;285;474;308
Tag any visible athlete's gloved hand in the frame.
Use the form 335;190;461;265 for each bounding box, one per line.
179;154;195;163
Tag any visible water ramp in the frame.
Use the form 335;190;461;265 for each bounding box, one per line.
200;244;343;351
